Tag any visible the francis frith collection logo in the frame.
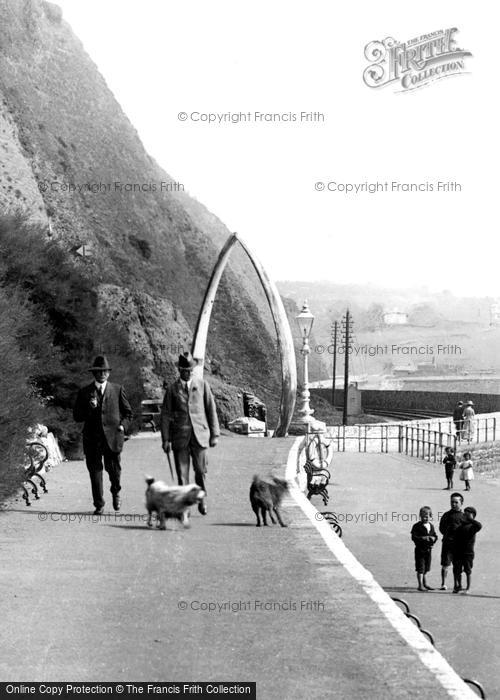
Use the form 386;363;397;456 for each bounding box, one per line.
363;28;472;91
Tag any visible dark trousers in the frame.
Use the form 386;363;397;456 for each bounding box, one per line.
173;437;207;493
84;434;122;508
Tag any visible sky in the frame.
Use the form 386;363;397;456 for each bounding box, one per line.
54;0;497;296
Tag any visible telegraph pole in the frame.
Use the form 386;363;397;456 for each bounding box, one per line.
330;320;338;407
341;310;353;425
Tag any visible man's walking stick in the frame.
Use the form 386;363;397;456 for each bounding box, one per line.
166;449;175;481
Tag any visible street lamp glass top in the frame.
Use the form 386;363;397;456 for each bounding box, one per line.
296;301;314;339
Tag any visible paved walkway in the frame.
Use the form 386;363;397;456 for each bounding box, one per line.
0;434;478;698
330;451;500;698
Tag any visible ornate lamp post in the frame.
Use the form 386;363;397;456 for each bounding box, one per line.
289;301;326;435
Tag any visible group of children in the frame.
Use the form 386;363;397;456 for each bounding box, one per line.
410;493;482;594
442;446;474;491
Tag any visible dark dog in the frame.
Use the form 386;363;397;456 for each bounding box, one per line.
249;475;288;527
145;477;205;530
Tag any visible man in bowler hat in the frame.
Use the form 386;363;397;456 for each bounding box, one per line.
73;356;133;514
161;352;219;515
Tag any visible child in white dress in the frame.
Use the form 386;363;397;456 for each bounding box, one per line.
459;451;474;491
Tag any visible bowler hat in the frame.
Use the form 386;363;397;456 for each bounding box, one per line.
177;352;196;369
89;355;111;371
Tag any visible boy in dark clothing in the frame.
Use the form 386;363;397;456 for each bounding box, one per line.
442;447;456;490
439;492;466;590
411;506;438;591
452;506;482;594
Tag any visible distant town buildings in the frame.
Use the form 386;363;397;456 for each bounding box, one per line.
490;301;500;325
383;310;408;325
393;364;416;376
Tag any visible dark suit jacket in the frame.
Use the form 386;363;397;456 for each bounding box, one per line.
439;509;466;543
411;522;438;552
160;377;220;450
73;381;133;454
453;406;464;422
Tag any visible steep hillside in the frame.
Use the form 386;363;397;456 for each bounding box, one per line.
0;0;283;422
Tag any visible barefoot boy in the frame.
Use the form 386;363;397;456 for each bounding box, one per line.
411;506;438;591
452;506;482;594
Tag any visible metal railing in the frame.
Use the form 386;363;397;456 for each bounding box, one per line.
322;424;405;454
405;415;498;445
398;425;456;464
310;413;500;463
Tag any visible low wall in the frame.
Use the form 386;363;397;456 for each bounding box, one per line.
311;388;500;415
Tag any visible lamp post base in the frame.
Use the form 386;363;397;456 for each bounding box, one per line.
288;417;326;436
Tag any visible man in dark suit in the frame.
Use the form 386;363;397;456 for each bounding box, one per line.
453;400;464;439
161;352;219;515
73;356;133;514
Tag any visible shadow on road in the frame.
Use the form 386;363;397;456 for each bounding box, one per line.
211;522;256;527
385;586;500;599
105;524;168;531
2;509;101;516
384;586;425;593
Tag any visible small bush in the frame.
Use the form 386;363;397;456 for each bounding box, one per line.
0;287;45;500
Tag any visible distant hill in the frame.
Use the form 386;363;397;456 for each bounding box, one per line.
277;280;494;325
277;280;500;377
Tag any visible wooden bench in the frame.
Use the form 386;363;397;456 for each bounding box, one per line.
141;399;162;431
303;433;333;506
321;511;343;537
303;458;331;506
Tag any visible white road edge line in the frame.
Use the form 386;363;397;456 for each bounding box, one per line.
286;436;478;700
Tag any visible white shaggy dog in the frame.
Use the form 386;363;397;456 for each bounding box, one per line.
145;477;205;530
